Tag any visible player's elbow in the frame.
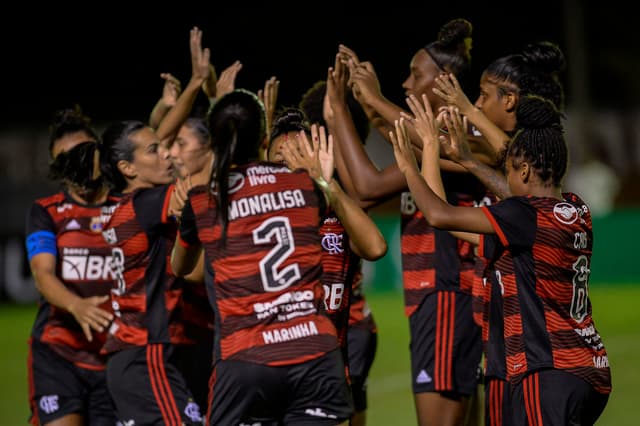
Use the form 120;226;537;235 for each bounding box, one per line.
353;180;390;203
360;234;388;261
368;239;388;261
425;208;452;230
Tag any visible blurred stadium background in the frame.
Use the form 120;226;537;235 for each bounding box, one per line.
2;2;639;424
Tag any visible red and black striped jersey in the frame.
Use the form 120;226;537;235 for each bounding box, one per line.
471;191;499;329
26;191;119;369
177;278;215;344
319;212;359;349
179;162;339;366
349;265;376;332
400;172;486;316
101;185;184;354
481;193;611;393
477;234;507;380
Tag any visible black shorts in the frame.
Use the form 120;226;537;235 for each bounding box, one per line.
347;327;377;412
28;338;116;426
170;331;214;412
409;290;482;397
510;369;609;426
106;343;203;425
484;377;514;426
208;349;353;425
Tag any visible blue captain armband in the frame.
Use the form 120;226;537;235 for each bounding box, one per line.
26;231;57;261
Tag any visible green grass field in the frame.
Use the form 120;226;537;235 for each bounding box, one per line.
1;285;637;425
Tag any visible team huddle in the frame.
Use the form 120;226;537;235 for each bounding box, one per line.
25;20;611;426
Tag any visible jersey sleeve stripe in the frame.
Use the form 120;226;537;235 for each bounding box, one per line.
481;206;508;247
161;184;175;224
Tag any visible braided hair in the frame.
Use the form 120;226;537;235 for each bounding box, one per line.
507;95;567;187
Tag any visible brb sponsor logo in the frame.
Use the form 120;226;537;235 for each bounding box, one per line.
61;248;116;281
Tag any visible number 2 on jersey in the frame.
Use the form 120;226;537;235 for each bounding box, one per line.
253;216;301;292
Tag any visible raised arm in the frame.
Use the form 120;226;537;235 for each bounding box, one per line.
433;73;508;155
201;63;218;99
156;27;211;147
344;57;406;139
341;46;485;174
438;107;512;200
258;76;280;159
323;56;378;208
323;53;407;201
214;60;243;99
282;125;387;260
149;73;182;129
403;95;447;199
338;45;389;133
403;96;480;245
258;76;280;138
390;117;494;234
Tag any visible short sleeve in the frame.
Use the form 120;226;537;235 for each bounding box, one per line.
133;185;174;234
478;233;499;260
481;197;536;249
25;202;57;261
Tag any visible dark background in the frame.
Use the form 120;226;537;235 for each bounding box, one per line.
1;2;637;127
0;2;638;303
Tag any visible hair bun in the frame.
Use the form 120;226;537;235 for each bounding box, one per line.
438;18;473;48
521;41;565;76
270;107;310;142
273;108;307;128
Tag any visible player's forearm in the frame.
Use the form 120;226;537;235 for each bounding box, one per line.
328;103;376;208
403;168;453;229
171;237;202;277
326;180;387;260
156;78;203;144
33;270;84;313
421;144;447;201
149;100;172;130
331;104;392;199
201;64;217;99
465;107;511;154
459;157;511;200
